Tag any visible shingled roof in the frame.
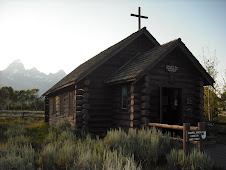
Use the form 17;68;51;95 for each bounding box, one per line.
105;38;180;84
105;38;214;86
43;27;159;96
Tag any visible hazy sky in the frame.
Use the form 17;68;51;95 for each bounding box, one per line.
0;0;225;83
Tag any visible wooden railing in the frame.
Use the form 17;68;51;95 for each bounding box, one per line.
148;122;205;153
0;110;45;119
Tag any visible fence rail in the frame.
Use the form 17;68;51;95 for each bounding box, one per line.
148;122;205;153
0;110;44;119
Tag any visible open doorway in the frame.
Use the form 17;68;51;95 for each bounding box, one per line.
161;87;181;125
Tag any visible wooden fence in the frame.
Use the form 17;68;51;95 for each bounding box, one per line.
148;122;205;153
0;110;45;119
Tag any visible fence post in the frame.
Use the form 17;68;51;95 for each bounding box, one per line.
198;122;205;151
183;123;190;154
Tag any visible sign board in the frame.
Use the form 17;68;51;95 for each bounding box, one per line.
166;65;178;72
187;130;206;142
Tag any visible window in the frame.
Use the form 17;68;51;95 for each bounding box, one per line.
121;86;127;109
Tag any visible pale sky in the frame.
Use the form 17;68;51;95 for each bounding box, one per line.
0;0;225;84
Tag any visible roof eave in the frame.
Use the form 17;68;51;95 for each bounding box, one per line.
42;81;75;96
177;43;215;86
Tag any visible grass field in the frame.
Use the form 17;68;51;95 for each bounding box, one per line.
0;117;214;170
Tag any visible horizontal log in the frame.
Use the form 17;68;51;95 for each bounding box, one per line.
114;114;130;121
83;93;90;99
83;114;90;121
82;109;88;114
89;128;107;133
130;86;142;93
129;93;141;99
76;117;83;123
76;111;83;117
82;125;89;132
115;120;140;127
130;120;140;128
76;100;83;106
144;82;150;88
82;121;88;126
130;105;141;113
76;123;83;128
89;123;112;128
76;90;84;95
140;95;150;102
130;98;141;105
112;103;121;109
78;87;89;92
145;75;150;82
84;79;90;86
140;110;150;117
148;123;198;131
82;98;89;103
89;106;111;111
140;117;150;124
141;102;150;109
141;87;151;94
82;103;90;109
76;106;83;111
89;117;112;123
89;112;113;116
76;95;83;100
130;113;141;120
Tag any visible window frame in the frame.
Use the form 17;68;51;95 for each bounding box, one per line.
121;86;128;109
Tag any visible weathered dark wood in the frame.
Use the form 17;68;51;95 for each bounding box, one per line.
116;120;140;127
141;102;150;109
140;117;150;124
140;95;150;102
140;110;150;117
76;117;83;123
46;28;211;134
84;79;90;86
130;105;141;113
141;87;151;94
130;98;141;105
82;103;90;109
82;109;88;114
83;93;90;99
83;114;90;121
76;100;83;106
76;123;83;128
76;106;83;111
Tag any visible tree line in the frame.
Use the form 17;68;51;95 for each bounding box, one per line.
202;48;226;121
0;87;44;111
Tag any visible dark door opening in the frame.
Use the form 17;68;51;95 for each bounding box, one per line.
161;87;181;125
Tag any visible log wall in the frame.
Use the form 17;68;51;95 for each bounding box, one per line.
83;35;154;134
141;48;205;125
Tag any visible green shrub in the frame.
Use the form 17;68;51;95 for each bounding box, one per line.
7;135;30;146
102;149;141;170
58;129;77;142
57;140;77;169
56;119;72;133
166;148;213;170
0;144;35;170
40;142;58;169
104;128;171;166
189;149;213;170
43;127;57;143
72;137;104;170
5;124;27;138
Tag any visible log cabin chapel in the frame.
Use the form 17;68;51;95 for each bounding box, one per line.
43;22;214;134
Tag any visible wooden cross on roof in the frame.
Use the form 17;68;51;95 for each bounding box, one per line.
131;7;148;30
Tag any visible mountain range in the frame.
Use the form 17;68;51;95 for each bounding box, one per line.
0;59;66;95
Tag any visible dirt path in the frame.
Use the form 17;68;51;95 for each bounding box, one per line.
205;143;226;169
